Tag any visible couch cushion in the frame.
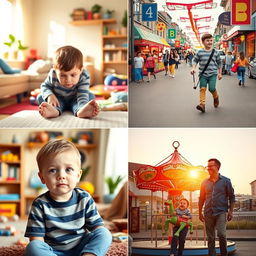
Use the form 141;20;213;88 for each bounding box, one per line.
0;74;29;86
27;60;51;74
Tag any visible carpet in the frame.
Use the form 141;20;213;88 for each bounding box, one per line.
0;100;38;115
0;110;128;128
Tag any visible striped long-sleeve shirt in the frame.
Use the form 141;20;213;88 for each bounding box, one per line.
193;49;222;77
41;69;90;110
25;188;104;251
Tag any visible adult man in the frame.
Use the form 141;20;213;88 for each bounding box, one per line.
198;158;235;256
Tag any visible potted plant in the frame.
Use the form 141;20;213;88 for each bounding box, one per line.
121;10;127;35
91;4;102;19
103;9;114;19
103;175;124;203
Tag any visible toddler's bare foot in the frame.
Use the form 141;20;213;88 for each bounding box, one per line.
77;100;100;118
39;102;59;118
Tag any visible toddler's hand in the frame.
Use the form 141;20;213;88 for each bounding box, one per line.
47;94;60;107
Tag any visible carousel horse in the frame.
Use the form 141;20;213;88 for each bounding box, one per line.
162;200;193;237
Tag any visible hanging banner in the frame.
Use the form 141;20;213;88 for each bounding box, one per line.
168;29;176;39
156;22;166;32
222;41;228;48
175;40;181;48
231;0;251;25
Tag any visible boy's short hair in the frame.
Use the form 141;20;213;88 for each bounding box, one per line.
180;198;189;207
201;33;213;42
36;139;81;172
53;46;83;71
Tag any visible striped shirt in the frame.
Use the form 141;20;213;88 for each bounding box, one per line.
25;188;104;251
41;69;90;110
175;208;192;219
193;49;222;77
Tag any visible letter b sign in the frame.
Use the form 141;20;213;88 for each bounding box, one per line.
231;0;251;25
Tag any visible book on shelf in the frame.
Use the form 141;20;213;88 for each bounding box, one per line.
0;162;19;181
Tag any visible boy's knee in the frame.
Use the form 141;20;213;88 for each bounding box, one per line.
25;240;49;255
94;227;112;244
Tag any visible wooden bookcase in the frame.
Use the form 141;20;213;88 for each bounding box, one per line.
0;144;25;219
70;19;127;83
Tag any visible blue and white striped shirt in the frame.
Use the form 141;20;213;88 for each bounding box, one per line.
25;188;104;251
41;69;90;110
193;49;222;77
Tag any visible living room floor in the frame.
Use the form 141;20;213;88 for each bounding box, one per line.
0;97;17;120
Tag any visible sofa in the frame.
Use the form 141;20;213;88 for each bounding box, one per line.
0;60;95;103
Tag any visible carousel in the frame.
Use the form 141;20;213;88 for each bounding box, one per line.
131;141;236;256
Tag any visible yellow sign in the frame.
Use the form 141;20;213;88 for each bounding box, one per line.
156;22;166;32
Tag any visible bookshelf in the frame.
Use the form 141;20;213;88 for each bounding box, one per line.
70;19;127;83
0;144;24;218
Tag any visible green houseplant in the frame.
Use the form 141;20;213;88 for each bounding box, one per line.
121;10;127;35
91;4;102;19
104;175;124;203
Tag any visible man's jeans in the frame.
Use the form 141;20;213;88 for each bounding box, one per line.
205;213;227;256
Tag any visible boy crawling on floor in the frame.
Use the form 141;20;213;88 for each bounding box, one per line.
37;46;100;119
25;139;112;256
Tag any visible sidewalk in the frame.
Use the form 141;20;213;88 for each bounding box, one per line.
131;229;256;241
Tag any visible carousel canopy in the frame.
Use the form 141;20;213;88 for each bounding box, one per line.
133;141;209;192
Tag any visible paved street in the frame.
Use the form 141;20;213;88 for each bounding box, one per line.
129;62;256;127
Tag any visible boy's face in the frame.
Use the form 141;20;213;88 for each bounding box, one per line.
202;37;213;48
179;200;188;210
55;66;83;88
38;149;82;201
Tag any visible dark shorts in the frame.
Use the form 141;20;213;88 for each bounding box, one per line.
147;68;154;72
163;61;168;67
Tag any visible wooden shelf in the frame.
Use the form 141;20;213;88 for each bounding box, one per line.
103;47;127;51
0;160;21;164
0;200;20;203
0;180;20;184
103;35;127;39
27;142;96;149
25;195;37;200
70;19;116;26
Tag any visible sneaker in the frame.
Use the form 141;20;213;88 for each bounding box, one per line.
214;97;219;108
147;80;150;83
172;75;175;78
239;80;241;86
153;74;156;79
196;104;205;113
165;73;167;76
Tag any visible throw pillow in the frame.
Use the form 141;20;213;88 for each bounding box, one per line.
27;59;52;73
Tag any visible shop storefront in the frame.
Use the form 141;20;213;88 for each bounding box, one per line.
134;26;170;74
246;32;256;59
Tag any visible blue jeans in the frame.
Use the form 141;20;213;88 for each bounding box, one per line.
37;93;95;115
237;66;246;84
25;227;112;256
134;68;143;81
225;64;232;74
170;226;188;256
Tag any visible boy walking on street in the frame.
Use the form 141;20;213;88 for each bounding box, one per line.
191;34;222;113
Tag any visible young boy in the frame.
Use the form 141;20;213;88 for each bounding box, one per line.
191;34;222;113
25;139;112;256
37;46;100;119
170;198;192;256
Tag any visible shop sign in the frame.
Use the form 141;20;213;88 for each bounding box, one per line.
175;40;181;48
231;0;251;25
156;22;166;32
233;37;241;45
180;38;185;44
142;3;157;22
246;32;256;40
222;41;228;48
168;29;176;39
218;11;231;26
215;35;221;42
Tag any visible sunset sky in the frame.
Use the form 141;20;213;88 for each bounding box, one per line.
129;128;256;195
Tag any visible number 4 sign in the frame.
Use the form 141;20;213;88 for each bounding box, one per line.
142;3;157;22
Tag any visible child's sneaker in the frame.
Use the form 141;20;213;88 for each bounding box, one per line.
214;97;219;108
196;104;205;113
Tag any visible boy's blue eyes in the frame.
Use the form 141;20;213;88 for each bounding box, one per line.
48;168;74;173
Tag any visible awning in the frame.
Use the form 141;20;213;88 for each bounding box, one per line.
134;26;170;47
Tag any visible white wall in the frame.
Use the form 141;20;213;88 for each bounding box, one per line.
21;0;127;84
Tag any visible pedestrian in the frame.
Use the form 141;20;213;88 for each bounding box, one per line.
145;53;156;83
225;51;233;75
235;51;250;86
187;50;194;67
191;33;222;113
168;51;177;78
162;49;169;76
199;158;235;256
134;51;144;83
174;49;180;69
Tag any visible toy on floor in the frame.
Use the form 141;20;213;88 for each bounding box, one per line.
29;88;41;105
0;226;16;236
0;214;19;223
162;200;193;237
104;74;127;86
